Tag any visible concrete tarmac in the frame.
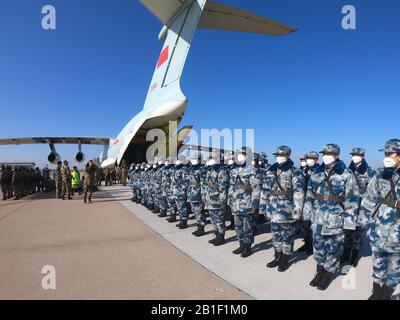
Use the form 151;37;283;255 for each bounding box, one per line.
0;191;249;300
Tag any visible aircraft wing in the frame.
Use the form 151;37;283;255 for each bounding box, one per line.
199;1;296;36
0;137;110;146
139;0;185;24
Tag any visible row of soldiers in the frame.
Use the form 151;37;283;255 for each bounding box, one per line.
0;165;51;200
128;139;400;300
98;164;128;187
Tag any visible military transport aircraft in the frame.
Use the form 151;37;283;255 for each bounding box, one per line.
0;0;296;167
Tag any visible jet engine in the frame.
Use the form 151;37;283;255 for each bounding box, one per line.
48;152;61;164
75;152;85;163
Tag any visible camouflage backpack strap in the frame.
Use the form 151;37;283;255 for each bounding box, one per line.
353;172;367;195
312;170;345;210
379;175;400;217
270;170;293;198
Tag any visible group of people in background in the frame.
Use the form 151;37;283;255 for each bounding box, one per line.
0;165;52;200
52;160;128;203
127;139;400;300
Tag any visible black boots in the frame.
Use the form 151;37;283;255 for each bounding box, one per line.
298;237;313;255
88;195;92;203
152;206;160;214
147;203;154;211
176;220;188;229
341;247;351;264
213;232;225;246
240;244;252;258
350;249;360;267
368;282;382;300
209;232;225;246
158;209;167;218
266;250;282;268
316;268;333;291
83;196;87;203
131;196;136;202
381;285;395;300
227;217;235;230
278;254;290;272
192;225;205;237
368;283;395;300
310;265;324;287
167;214;177;223
232;241;244;255
341;248;360;267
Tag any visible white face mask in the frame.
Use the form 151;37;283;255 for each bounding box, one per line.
352;156;363;164
208;159;216;166
228;159;234;165
301;161;307;167
175;160;182;165
153;165;157;168
158;161;163;165
323;155;336;166
306;159;316;167
237;154;246;164
276;156;287;165
190;159;199;165
383;157;397;168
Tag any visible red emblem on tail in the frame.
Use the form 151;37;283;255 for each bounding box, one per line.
157;46;169;69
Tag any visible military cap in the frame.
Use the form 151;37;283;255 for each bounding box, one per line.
259;152;267;162
305;151;319;160
379;139;400;153
273;145;292;156
350;147;365;156
300;156;306;161
319;143;340;155
237;146;252;155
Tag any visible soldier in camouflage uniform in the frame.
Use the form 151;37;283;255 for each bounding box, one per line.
11;167;23;200
145;162;156;210
54;161;63;198
297;151;320;255
224;152;236;231
83;160;96;203
359;139;400;300
140;163;150;207
104;167;111;186
160;158;174;218
171;155;190;229
260;146;305;271
136;163;146;204
230;147;261;258
303;144;359;291
61;160;72;200
204;154;229;246
187;152;207;236
165;158;179;222
97;167;104;186
151;159;165;214
1;166;13;200
34;167;42;193
342;148;375;267
120;160;127;186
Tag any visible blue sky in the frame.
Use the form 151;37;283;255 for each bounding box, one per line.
0;0;399;168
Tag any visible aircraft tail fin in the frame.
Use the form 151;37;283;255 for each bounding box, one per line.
141;0;208;111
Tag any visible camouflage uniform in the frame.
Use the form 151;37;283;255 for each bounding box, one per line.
83;163;96;203
165;163;178;222
1;165;12;200
260;146;305;271
359;139;400;300
298;151;320;255
303;144;359;290
61;163;72;200
343;148;375;266
172;162;190;228
230;149;261;257
204;161;229;246
54;163;62;198
187;160;207;235
97;167;104;186
152;163;165;214
104;168;112;186
11;167;23;199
